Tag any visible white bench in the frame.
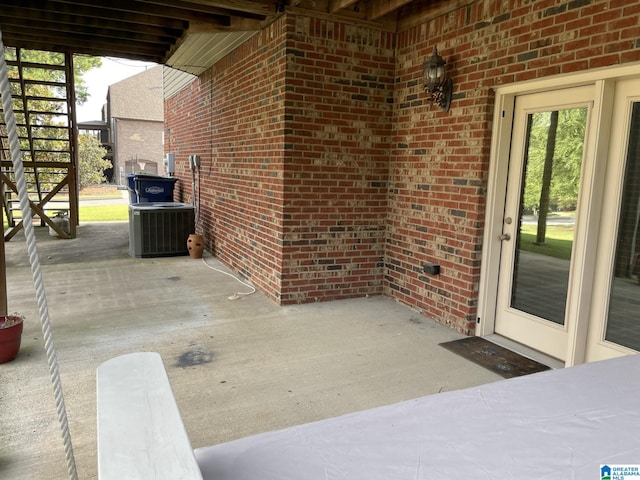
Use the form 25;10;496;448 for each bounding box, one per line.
97;352;203;480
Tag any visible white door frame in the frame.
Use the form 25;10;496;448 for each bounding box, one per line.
585;77;640;362
476;64;640;367
495;87;595;362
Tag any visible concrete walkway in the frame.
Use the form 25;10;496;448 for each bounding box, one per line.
0;222;501;480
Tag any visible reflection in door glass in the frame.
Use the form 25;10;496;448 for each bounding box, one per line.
606;102;640;351
510;108;587;325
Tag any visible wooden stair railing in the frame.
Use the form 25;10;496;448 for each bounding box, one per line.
0;47;78;241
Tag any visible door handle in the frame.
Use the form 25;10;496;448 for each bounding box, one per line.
499;233;511;241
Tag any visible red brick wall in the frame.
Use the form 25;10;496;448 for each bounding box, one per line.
388;0;640;334
165;20;288;300
165;74;212;204
280;14;395;304
165;13;395;304
166;1;640;331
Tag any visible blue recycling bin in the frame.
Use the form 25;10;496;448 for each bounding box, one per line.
126;174;177;203
126;173;138;203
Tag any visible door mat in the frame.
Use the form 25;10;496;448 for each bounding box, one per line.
439;336;551;379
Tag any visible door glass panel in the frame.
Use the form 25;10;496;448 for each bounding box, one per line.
605;102;640;351
510;108;588;324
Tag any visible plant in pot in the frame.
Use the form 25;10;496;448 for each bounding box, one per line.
0;314;24;364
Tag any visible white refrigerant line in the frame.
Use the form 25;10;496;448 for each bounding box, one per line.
0;32;78;480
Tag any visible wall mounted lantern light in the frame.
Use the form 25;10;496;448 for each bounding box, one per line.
423;45;453;112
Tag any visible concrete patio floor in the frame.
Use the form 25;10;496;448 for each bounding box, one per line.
0;221;501;480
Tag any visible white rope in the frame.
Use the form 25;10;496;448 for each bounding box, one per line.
0;36;78;480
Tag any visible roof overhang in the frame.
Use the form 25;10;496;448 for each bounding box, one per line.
0;1;470;75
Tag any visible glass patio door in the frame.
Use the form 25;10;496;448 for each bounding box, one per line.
586;78;640;361
494;87;593;361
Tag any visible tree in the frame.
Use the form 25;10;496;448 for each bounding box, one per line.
3;48;101;105
3;48;104;189
536;110;559;245
549;108;587;210
73;55;103;105
77;133;110;188
522;107;587;218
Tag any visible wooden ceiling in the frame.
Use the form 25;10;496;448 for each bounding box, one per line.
0;0;461;68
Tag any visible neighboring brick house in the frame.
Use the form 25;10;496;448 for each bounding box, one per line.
106;65;164;183
165;0;640;366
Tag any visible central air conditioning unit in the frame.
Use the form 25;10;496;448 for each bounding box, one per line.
129;202;195;258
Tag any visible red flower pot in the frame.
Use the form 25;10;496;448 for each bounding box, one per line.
0;315;24;364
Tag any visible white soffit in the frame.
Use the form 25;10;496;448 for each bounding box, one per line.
163;67;197;100
163;31;258;98
166;31;259;76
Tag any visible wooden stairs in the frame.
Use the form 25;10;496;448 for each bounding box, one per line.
1;47;78;241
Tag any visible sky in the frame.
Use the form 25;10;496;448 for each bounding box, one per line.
76;57;157;122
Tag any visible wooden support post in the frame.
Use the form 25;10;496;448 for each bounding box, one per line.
66;52;79;235
1;205;7;316
67;164;78;238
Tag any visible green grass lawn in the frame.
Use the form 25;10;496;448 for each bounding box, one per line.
79;204;128;222
518;224;574;260
3;205;128;229
79;186;128;221
3;186;130;229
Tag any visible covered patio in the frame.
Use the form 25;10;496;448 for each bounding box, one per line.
0;2;504;478
3;0;640;477
0;222;500;479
